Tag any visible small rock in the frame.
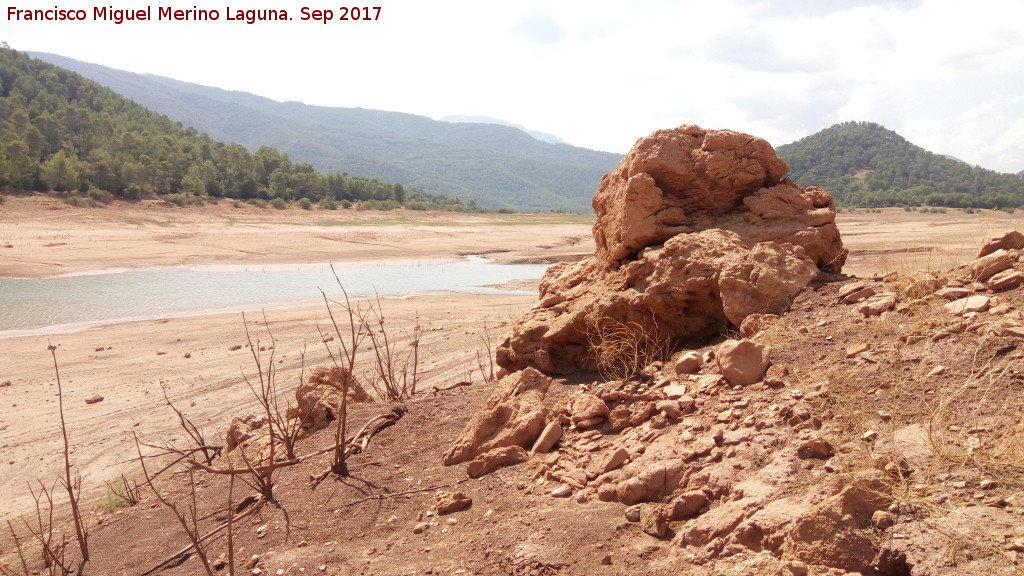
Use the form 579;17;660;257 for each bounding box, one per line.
716;339;771;386
857;293;897;316
763;364;788;387
434;491;472;514
927;365;946;377
944;295;991;315
673;352;703;375
656;399;681;419
587;447;629;476
600;553;613;565
466;446;529;479
872;510;896;530
84;395;104;405
246;555;260;570
624;505;641;522
970;249;1012;281
669;491;707;519
846;343;870;359
988;269;1024;291
639;504;669;537
980;479;998;490
837;282;876;304
550;484;573;498
183;352;192;359
662;382;688;399
530;421;563;453
797;437;834;459
570;393;609;426
861;430;878;442
413;522;431;534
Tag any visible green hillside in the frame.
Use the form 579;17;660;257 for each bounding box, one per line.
32;52;622;212
777;121;1024;209
0;48;479;211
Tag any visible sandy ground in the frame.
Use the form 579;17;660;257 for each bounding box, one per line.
1;195;1022;524
0;196;593;523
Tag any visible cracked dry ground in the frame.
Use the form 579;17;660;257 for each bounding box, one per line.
7;256;1024;576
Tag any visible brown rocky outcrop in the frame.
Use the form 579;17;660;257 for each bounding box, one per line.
441;367;551;466
497;126;846;375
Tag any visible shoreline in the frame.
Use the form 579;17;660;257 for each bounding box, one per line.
0;196;590;523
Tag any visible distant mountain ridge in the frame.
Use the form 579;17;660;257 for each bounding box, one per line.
31;52;621;212
776;121;1024;208
439;115;565;145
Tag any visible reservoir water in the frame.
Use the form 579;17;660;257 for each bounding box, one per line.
0;256;550;335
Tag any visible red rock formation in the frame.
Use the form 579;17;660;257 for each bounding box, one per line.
497;125;846;375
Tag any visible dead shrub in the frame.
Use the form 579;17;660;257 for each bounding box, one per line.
584;313;669;381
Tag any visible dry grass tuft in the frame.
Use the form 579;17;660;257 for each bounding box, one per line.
584;313;669;381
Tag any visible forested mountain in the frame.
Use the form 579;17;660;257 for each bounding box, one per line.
439;115;565;145
777;121;1024;208
32;52;622;212
0;48;488;211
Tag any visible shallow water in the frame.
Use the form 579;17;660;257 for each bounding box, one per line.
0;256;549;335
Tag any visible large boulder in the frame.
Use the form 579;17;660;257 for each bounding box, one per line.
497;126;846;375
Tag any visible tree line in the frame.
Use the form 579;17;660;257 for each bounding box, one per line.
777;121;1024;209
0;47;509;212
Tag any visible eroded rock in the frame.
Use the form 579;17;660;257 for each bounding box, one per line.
496;126;846;375
442;367;551;466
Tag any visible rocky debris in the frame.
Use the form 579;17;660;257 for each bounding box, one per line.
442;368;551;468
225;414;267;453
716;339;771;386
971;249;1013;281
288;365;373;431
434;491;472;515
496;125;846;375
978;230;1024;258
466;445;529;479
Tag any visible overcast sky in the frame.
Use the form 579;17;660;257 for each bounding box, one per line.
3;0;1023;172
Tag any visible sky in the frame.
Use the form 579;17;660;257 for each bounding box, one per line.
3;0;1023;172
